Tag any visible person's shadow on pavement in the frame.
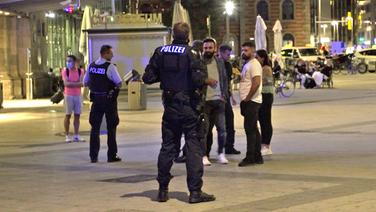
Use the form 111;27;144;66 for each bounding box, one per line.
121;190;188;203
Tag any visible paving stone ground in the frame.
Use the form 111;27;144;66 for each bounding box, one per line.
1;73;376;212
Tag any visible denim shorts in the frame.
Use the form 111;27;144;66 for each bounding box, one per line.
64;95;82;115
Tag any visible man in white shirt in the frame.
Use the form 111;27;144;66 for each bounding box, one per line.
238;41;264;167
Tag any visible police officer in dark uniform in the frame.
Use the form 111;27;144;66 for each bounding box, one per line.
142;22;215;204
84;45;122;163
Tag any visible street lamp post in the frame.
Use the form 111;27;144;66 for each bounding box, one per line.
225;1;234;44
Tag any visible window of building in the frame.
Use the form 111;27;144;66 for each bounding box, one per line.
257;0;269;20
283;33;295;46
282;0;294;20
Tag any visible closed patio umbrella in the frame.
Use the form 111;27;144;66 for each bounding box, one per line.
273;19;283;54
255;15;267;51
172;0;193;43
79;5;93;66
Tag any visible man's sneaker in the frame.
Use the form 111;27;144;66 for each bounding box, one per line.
73;135;84;142
225;148;241;155
157;190;169;202
65;135;72;143
261;146;273;156
189;191;216;204
217;153;229;164
203;156;211;166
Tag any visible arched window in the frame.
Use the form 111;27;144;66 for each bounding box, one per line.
283;33;295;46
257;0;269;20
282;0;294;20
139;3;153;13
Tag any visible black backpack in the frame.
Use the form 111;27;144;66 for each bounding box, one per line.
65;68;82;78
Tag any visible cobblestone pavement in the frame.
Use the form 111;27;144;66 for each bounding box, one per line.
1;74;376;212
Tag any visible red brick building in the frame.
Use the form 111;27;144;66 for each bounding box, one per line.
216;0;312;54
124;0;313;54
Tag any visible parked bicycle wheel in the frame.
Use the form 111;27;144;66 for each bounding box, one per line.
281;80;295;97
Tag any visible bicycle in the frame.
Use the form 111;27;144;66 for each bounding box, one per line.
274;72;296;97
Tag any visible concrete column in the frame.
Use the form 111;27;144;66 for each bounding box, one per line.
0;16;32;100
0;16;15;99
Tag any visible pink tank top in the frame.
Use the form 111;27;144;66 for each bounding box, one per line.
62;68;84;96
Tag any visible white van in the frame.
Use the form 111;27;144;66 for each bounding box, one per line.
281;47;321;62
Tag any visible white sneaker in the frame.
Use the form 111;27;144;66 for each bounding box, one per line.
261;146;273;156
65;135;72;143
203;156;212;166
73;135;84;142
217;153;228;164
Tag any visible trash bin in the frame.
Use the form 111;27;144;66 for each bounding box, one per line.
0;82;3;109
128;81;147;110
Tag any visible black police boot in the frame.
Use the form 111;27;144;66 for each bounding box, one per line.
174;155;186;163
255;156;264;165
108;155;122;163
157;189;169;202
189;191;216;204
238;158;256;167
225;148;241;155
91;158;98;163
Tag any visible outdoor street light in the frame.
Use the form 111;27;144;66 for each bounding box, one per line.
225;1;234;16
225;1;235;44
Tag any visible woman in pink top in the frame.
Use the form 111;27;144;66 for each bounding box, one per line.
62;55;84;142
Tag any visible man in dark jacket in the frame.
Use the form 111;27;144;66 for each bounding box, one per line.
218;44;241;155
142;22;215;204
201;38;229;166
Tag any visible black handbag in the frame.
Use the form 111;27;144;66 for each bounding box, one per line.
50;89;64;104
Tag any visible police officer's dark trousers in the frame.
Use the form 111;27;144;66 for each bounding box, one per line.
158;93;204;192
89;94;119;160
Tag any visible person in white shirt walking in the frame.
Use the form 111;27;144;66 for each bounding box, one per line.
238;42;264;167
